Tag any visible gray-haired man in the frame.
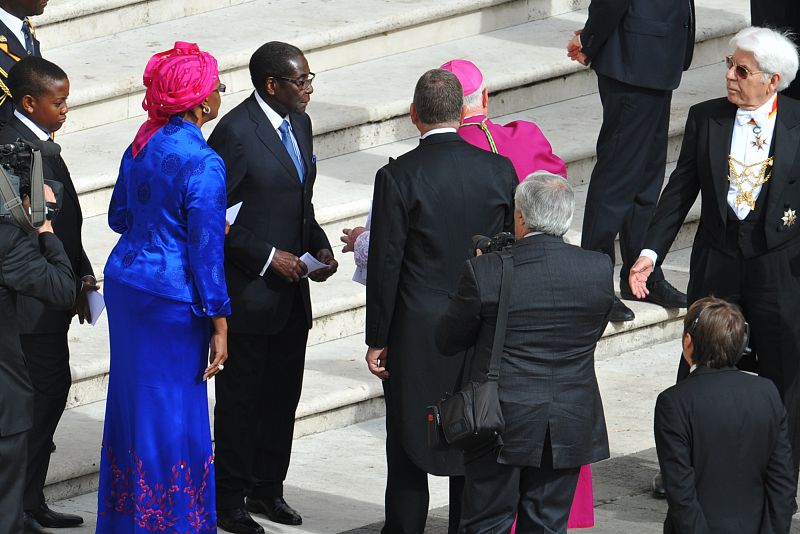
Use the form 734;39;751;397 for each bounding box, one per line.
437;173;613;533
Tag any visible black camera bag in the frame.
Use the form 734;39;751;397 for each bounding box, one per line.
436;250;513;451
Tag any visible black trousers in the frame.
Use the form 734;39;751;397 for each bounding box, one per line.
214;289;309;510
0;431;27;534
383;414;464;534
581;73;672;282
460;434;580;534
678;238;800;479
20;332;71;511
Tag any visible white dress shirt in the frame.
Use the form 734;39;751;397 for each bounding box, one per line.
0;8;28;51
253;91;305;276
14;109;49;140
639;95;778;266
420;127;457;139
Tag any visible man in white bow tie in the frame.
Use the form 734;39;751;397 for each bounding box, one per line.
629;26;800;497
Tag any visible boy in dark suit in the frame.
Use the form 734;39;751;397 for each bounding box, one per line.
655;297;796;533
3;56;95;533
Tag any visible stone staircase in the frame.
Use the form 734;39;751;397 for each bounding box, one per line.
40;0;749;502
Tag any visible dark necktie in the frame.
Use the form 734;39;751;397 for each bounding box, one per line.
21;20;34;56
278;119;304;183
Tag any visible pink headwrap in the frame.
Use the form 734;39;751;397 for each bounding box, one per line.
131;41;219;157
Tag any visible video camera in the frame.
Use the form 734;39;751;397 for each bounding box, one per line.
472;231;515;255
0;139;62;232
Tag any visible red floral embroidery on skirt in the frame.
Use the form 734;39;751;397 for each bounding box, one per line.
100;443;214;532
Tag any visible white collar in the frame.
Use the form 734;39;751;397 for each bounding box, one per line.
0;8;27;50
420;127;457;139
736;94;777;126
14;109;50;141
254;91;288;132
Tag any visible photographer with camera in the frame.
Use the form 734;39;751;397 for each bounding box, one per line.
0;182;75;533
2;56;94;532
436;172;613;533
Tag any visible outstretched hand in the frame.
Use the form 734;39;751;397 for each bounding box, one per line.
628;256;655;299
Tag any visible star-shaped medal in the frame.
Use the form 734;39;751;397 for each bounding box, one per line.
783;208;797;227
752;135;768;151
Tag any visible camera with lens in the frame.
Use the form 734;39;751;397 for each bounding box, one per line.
0;139;62;232
472;232;515;255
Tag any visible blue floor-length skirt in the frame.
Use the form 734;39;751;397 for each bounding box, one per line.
96;278;217;533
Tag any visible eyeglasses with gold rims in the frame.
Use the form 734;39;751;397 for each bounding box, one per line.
725;56;769;80
270;72;315;90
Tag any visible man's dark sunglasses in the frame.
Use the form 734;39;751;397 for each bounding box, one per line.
216;83;226;93
270;72;315;90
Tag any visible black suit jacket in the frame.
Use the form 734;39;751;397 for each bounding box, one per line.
436;235;613;469
0;17;40;123
0;115;93;333
365;132;517;475
581;0;694;91
208;93;330;334
0;226;74;437
655;366;795;534
645;96;800;260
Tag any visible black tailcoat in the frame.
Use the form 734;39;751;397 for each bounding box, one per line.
365;132;517;475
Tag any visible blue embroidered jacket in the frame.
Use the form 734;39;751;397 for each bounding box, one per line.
105;116;231;317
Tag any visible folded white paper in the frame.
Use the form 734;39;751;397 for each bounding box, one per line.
299;252;331;277
225;202;243;225
87;291;106;326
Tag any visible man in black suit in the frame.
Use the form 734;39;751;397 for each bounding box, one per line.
4;57;93;533
567;0;694;321
364;68;517;534
751;2;800;99
0;188;75;534
0;0;45;124
655;297;796;533
630;26;800;494
436;173;612;533
209;41;337;534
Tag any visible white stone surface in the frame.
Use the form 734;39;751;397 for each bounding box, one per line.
49;336;684;532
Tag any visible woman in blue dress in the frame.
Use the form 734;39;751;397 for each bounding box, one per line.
97;42;230;533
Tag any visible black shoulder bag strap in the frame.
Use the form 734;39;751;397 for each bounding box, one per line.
487;250;513;382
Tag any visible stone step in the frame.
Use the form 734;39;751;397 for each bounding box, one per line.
47;321;688;510
47;0;586;136
32;0;253;49
58;0;747;219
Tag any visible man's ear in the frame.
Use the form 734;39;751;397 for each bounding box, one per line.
460;104;467;124
481;87;489;109
264;78;276;97
20;94;36;114
409;103;418;126
768;72;782;95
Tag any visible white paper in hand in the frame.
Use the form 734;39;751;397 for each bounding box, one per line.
299;252;330;277
225;202;243;225
87;291;106;326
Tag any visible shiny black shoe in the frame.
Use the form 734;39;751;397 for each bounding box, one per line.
609;296;635;322
217;508;265;534
23;512;53;534
247;496;303;526
621;278;687;309
29;503;83;528
652;472;666;499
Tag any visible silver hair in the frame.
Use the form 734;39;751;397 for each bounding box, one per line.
462;81;486;111
730;26;799;91
514;171;574;237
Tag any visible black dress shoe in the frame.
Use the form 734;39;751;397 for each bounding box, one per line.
621;278;687;309
652;472;666;499
29;503;83;528
217;508;265;534
247;496;303;526
609;296;635;322
23;512;53;534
